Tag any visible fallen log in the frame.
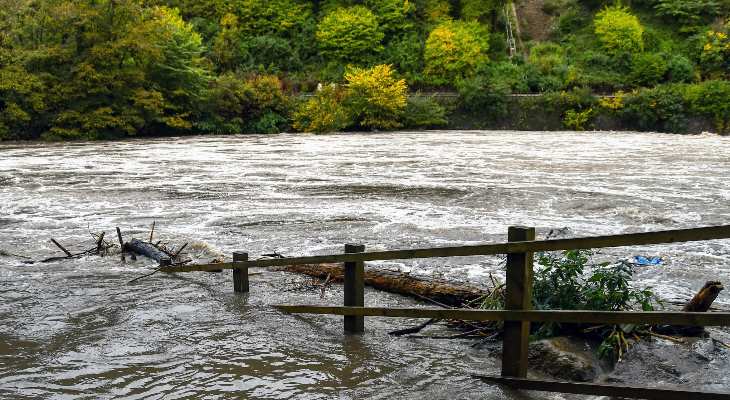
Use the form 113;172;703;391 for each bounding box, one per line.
125;239;169;263
278;263;487;307
655;281;724;336
683;281;724;312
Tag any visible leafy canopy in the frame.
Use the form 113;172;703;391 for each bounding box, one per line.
424;20;490;85
594;6;644;55
316;6;384;63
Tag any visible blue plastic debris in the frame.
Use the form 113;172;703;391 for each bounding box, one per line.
631;256;663;266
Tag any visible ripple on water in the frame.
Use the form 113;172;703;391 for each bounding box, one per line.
1;131;729;398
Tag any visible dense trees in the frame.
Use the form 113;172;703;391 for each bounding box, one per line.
1;0;729;139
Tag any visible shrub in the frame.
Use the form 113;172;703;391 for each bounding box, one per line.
699;28;730;79
198;73;289;134
401;95;448;128
534;250;659;361
424;20;489;85
382;31;426;84
654;0;723;33
684;80;730;133
629;52;668;87
344;64;408;130
316;6;384;64
665;55;695;83
563;108;594;130
293;85;352;133
621;84;688;133
455;75;509;120
529;42;567;75
365;0;416;35
594;6;644;55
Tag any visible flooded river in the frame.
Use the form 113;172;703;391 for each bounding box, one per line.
1;131;729;399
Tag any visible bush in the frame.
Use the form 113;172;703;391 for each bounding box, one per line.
534;250;659;361
563;108;594;130
629;52;668;87
365;0;416;35
455;75;509;120
401;95;448;128
424;20;490;85
382;31;426;84
316;6;384;64
344;64;408;130
654;0;723;32
197;73;289;134
529;42;567;75
699;28;730;79
594;6;644;55
665;55;695;83
684;80;730;133
621;84;688;133
293;85;352;133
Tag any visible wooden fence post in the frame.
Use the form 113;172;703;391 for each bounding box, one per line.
501;226;536;378
344;244;365;333
233;252;249;293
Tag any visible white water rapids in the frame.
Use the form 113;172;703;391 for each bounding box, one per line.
1;131;729;398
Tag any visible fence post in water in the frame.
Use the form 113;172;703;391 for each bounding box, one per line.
233;252;249;293
501;226;535;378
344;244;366;333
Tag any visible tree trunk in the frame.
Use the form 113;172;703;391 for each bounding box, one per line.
279;263;488;307
125;239;168;262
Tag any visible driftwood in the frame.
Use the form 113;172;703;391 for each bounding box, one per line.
655;281;724;336
278;263;487;307
126;239;169;262
683;281;724;312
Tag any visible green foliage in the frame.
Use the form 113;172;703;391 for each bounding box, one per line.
621;84;689;133
424;20;490;85
653;0;723;33
629;52;668;87
455;75;509;120
534;250;659;360
197;73;289;134
316;6;384;64
345;64;408;129
401;95;448;128
665;54;695;83
293;85;352;133
461;0;503;22
699;27;730;79
684;80;730;133
594;6;644;55
365;0;417;35
563;108;594;130
382;31;426;84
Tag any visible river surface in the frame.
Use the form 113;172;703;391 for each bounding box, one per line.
1;131;729;399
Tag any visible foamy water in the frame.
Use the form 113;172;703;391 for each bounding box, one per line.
1;131;729;398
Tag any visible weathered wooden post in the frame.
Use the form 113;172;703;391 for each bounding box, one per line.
344;243;365;333
501;226;535;378
233;252;249;293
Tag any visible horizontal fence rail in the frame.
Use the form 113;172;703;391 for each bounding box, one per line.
472;376;730;400
160;225;730;273
274;305;730;326
163;224;730;399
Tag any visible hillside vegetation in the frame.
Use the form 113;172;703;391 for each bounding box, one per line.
1;0;729;140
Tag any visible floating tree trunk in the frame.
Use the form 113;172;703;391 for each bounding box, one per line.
125;239;169;263
279;263;488;307
683;281;724;312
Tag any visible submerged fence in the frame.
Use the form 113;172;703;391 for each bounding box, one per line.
161;225;730;399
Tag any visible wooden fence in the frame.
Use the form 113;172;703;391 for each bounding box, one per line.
161;225;730;399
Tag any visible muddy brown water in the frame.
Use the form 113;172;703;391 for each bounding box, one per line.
1;131;729;399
